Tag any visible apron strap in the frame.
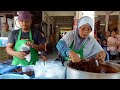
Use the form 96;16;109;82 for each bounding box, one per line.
70;39;87;51
18;29;21;40
29;29;32;40
69;40;74;49
79;41;86;51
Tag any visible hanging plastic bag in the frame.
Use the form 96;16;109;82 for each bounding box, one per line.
110;50;119;55
18;44;31;62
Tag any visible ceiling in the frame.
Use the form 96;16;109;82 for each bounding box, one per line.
0;11;119;30
51;16;74;29
0;11;41;16
0;11;14;13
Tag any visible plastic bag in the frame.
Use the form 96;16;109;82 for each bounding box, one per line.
36;60;45;66
34;61;66;79
110;50;119;55
22;65;34;72
34;65;47;79
18;44;31;62
0;74;30;79
46;61;66;79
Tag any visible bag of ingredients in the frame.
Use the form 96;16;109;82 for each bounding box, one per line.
18;44;31;62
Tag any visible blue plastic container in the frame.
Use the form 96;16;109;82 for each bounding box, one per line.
5;66;35;79
0;74;30;79
0;37;8;46
5;66;23;75
0;40;3;46
0;64;18;74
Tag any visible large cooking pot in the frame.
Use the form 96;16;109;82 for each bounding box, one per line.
64;61;120;79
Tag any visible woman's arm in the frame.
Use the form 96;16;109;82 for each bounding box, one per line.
107;37;118;47
56;31;74;57
56;40;71;57
44;42;47;51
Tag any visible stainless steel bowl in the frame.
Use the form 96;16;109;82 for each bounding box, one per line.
64;61;120;79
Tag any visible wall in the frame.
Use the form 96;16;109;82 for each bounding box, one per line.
0;17;14;31
42;11;56;43
14;16;20;30
95;11;119;16
46;11;75;16
97;15;118;32
45;11;119;17
8;18;14;30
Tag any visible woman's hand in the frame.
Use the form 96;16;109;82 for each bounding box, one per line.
69;51;81;63
96;50;106;63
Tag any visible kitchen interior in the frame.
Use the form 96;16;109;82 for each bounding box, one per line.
0;11;120;79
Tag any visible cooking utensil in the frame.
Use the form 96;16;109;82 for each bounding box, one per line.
64;61;120;79
44;61;45;66
95;59;99;66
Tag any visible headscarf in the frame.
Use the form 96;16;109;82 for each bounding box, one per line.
77;16;93;30
58;16;103;58
74;16;93;50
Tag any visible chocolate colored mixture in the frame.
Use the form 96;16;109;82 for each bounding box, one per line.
68;58;118;73
12;68;34;76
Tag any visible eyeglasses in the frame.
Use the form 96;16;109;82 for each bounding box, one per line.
19;20;31;23
80;26;92;32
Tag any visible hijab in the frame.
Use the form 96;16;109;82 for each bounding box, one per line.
74;16;93;50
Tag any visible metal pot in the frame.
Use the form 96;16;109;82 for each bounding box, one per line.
64;61;120;79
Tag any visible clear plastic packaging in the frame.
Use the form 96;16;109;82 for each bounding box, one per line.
18;44;31;62
34;61;66;79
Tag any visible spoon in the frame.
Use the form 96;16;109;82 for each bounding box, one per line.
95;59;99;66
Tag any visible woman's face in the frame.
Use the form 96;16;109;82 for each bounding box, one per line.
111;31;116;37
2;23;9;30
102;40;107;45
79;24;92;38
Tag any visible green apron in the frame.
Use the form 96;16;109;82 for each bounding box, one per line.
11;29;39;66
65;40;86;60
